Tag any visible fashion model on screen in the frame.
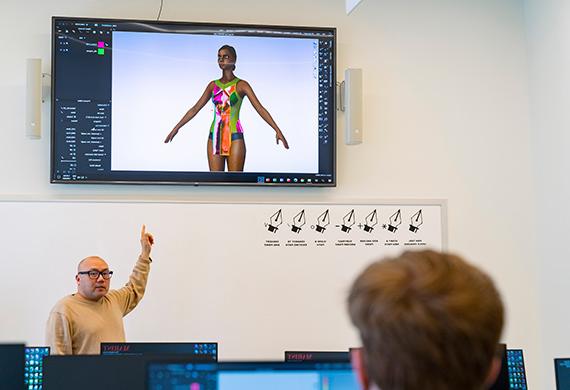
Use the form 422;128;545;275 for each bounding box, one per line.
164;45;289;172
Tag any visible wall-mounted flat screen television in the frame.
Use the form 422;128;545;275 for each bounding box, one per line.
51;17;336;186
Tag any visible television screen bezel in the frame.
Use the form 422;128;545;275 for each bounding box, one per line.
50;16;337;187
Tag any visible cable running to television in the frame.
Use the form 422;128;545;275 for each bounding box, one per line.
157;0;164;21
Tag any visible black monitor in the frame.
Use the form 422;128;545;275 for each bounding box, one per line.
285;350;350;363
43;354;213;390
507;349;527;390
24;346;50;390
51;17;336;186
489;343;509;390
555;358;570;390
147;361;358;390
0;344;25;390
100;342;217;360
44;355;145;390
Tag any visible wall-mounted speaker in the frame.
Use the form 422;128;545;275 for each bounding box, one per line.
346;0;364;15
344;68;362;145
26;58;42;139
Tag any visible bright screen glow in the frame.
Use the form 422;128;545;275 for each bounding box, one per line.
217;371;358;389
147;362;358;390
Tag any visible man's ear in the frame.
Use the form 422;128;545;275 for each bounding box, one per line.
484;356;502;387
351;347;370;389
75;274;80;285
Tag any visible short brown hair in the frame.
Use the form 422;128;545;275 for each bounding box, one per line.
348;250;504;390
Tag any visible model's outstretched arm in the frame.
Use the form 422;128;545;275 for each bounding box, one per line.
165;81;215;143
239;81;289;149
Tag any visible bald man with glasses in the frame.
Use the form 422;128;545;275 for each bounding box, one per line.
46;225;154;355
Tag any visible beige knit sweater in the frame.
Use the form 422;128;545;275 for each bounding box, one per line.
45;256;151;355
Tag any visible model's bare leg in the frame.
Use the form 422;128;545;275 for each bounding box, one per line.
207;139;226;171
228;139;246;171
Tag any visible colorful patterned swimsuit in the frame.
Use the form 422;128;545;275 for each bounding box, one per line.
209;78;244;156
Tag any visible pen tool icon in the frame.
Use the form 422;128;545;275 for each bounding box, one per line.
267;209;283;233
363;209;378;232
387;209;402;232
291;210;306;233
315;209;330;233
341;209;355;233
409;209;423;233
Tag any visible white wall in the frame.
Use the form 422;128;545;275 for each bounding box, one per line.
524;0;570;388
1;0;543;387
0;201;445;361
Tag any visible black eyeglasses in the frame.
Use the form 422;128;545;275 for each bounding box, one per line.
77;270;114;280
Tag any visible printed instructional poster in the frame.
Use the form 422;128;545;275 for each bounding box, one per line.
261;203;444;255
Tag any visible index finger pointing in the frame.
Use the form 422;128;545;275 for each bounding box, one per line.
141;224;146;238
